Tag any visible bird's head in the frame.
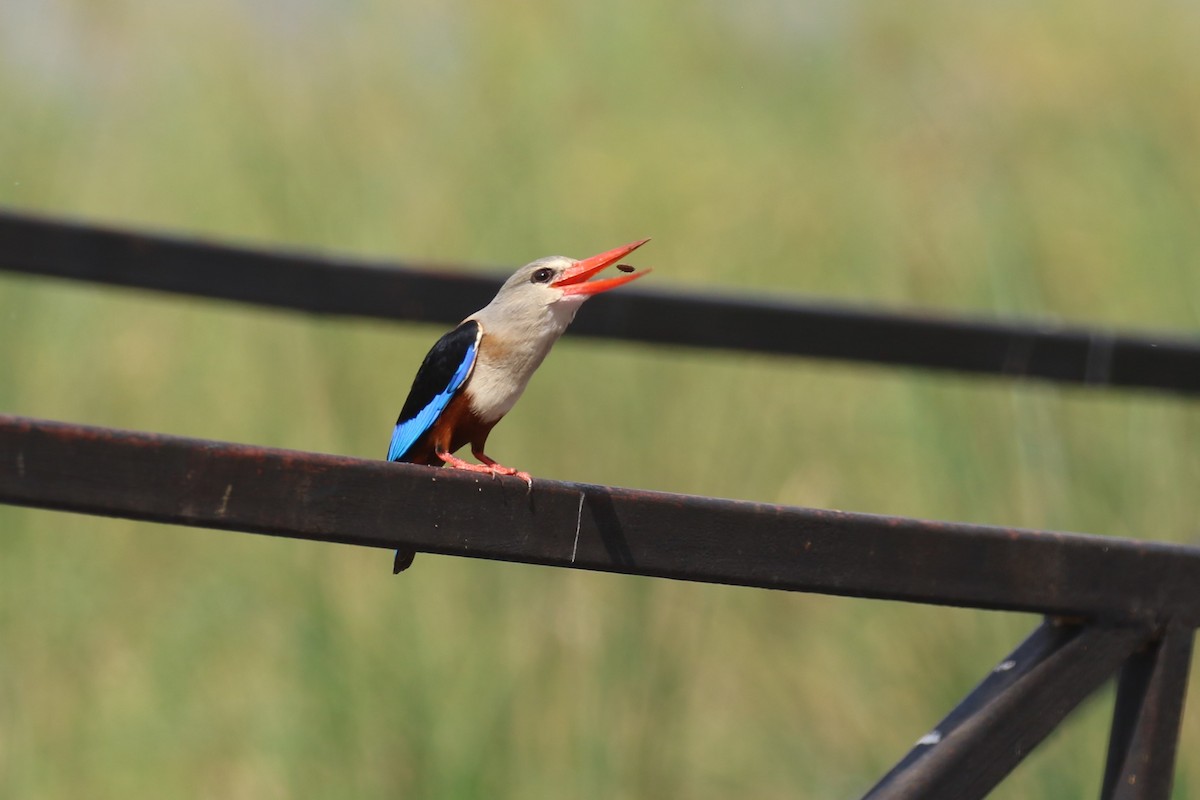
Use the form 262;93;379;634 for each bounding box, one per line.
475;239;651;334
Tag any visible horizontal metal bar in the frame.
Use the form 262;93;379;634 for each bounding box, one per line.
1101;628;1195;800
3;414;1200;623
2;210;1199;394
864;621;1150;800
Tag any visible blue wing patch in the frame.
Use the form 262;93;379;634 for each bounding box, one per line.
387;321;481;462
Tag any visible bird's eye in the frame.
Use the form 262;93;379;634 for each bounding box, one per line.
531;267;555;284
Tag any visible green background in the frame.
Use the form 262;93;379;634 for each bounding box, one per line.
1;1;1198;797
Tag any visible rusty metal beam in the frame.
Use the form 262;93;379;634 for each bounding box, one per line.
863;621;1150;800
2;210;1199;394
3;414;1200;624
1101;628;1195;800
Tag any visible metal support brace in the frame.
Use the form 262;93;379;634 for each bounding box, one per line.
864;621;1151;800
1101;628;1195;800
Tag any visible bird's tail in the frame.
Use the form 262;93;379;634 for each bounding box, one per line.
387;434;442;575
393;549;416;574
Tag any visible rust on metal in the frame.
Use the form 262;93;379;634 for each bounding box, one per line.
2;414;1200;626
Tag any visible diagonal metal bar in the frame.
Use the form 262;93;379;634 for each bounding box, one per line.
2;209;1200;394
863;621;1151;800
865;621;1078;795
3;414;1200;624
1101;628;1195;800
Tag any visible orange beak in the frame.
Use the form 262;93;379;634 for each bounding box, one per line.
551;238;651;296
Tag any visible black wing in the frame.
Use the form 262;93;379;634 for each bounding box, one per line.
387;320;481;462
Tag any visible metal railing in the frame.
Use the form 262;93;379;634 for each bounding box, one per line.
3;209;1199;394
1;209;1197;799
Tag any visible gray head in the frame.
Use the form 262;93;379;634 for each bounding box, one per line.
470;239;651;338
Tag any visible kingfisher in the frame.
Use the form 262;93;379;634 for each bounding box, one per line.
387;239;651;572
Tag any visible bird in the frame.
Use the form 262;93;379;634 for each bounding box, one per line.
387;239;651;573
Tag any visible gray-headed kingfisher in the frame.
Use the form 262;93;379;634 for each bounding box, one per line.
387;239;650;572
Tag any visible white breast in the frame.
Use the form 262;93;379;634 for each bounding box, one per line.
466;325;564;423
464;283;585;423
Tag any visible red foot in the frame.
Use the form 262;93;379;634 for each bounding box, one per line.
438;452;533;488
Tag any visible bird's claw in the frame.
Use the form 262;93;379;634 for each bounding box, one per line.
484;463;533;490
439;452;532;489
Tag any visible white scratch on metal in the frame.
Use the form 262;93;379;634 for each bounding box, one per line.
916;730;942;746
217;484;232;516
571;492;585;563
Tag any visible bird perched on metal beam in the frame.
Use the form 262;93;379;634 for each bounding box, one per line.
387;239;651;572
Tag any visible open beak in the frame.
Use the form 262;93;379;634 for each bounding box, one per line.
552;238;651;296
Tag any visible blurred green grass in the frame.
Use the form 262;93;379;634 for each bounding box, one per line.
1;1;1199;797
